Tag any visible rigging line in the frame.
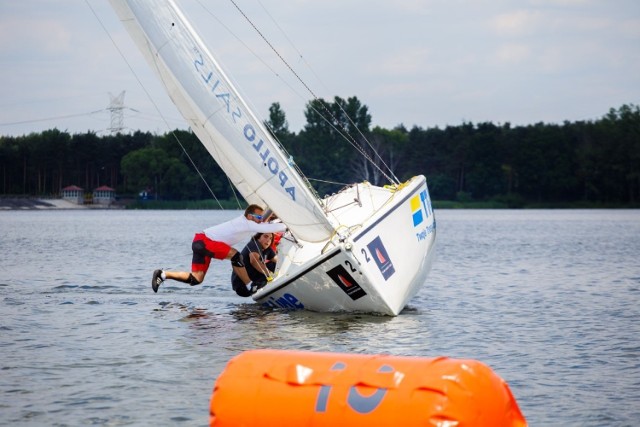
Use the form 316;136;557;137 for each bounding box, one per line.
195;1;394;187
332;98;400;183
169;131;224;209
85;0;224;209
228;0;398;185
296;96;397;184
0;110;105;127
240;2;397;184
193;0;301;130
194;0;323;202
225;174;244;210
256;0;398;183
256;0;327;94
255;2;398;183
303;100;397;184
306;177;351;187
249;234;274;278
228;0;320;106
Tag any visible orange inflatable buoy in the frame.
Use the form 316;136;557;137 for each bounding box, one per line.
210;349;527;426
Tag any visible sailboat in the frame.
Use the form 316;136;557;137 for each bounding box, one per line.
109;0;436;315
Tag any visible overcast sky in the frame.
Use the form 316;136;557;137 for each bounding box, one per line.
1;0;639;137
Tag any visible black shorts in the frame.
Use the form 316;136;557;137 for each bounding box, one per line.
231;276;252;297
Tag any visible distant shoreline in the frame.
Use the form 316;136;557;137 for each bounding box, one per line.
0;198;124;210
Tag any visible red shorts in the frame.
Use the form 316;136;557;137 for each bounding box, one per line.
191;233;231;272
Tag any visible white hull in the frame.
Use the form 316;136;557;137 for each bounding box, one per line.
254;175;436;316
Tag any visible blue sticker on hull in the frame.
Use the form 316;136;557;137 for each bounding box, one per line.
367;236;395;280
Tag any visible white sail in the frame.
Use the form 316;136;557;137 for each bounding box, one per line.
109;0;335;242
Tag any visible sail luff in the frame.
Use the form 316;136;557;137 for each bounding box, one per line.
109;0;335;242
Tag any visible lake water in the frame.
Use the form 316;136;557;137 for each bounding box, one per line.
1;209;639;426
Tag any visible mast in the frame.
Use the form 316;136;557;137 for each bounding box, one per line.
109;0;335;242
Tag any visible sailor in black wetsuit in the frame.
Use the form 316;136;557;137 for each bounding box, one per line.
231;232;278;297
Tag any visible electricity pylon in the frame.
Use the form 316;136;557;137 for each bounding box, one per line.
107;91;126;133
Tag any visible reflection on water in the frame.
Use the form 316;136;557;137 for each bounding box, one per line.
0;209;639;426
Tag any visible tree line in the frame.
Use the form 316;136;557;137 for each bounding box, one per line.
1;98;638;207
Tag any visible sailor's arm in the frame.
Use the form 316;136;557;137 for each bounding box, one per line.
249;251;271;277
248;221;287;233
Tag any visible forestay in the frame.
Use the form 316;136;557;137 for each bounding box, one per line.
109;0;335;242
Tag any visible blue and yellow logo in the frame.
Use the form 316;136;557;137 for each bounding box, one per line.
410;189;432;227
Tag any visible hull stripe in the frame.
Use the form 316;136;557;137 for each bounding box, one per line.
255;249;342;300
353;183;424;242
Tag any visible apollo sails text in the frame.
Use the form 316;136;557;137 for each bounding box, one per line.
193;49;296;201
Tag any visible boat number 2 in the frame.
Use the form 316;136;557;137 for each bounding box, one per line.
344;250;370;271
345;260;358;272
315;362;392;414
360;249;371;263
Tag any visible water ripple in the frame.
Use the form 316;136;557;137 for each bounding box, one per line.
0;209;638;426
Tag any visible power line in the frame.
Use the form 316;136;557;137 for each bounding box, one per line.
0;110;105;127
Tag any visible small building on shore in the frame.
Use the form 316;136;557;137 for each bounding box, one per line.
61;185;85;205
93;185;116;206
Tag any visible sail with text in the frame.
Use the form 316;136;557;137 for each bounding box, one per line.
109;0;335;242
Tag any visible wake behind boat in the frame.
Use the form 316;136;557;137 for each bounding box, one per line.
109;0;436;315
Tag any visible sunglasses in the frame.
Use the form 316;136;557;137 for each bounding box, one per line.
250;213;263;220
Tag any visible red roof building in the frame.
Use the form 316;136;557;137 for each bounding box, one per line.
93;185;116;205
61;185;84;204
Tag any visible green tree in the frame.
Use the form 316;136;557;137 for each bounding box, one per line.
465;122;505;200
265;102;292;140
293;96;372;194
354;126;408;185
121;147;195;200
154;129;230;200
2;102;639;206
